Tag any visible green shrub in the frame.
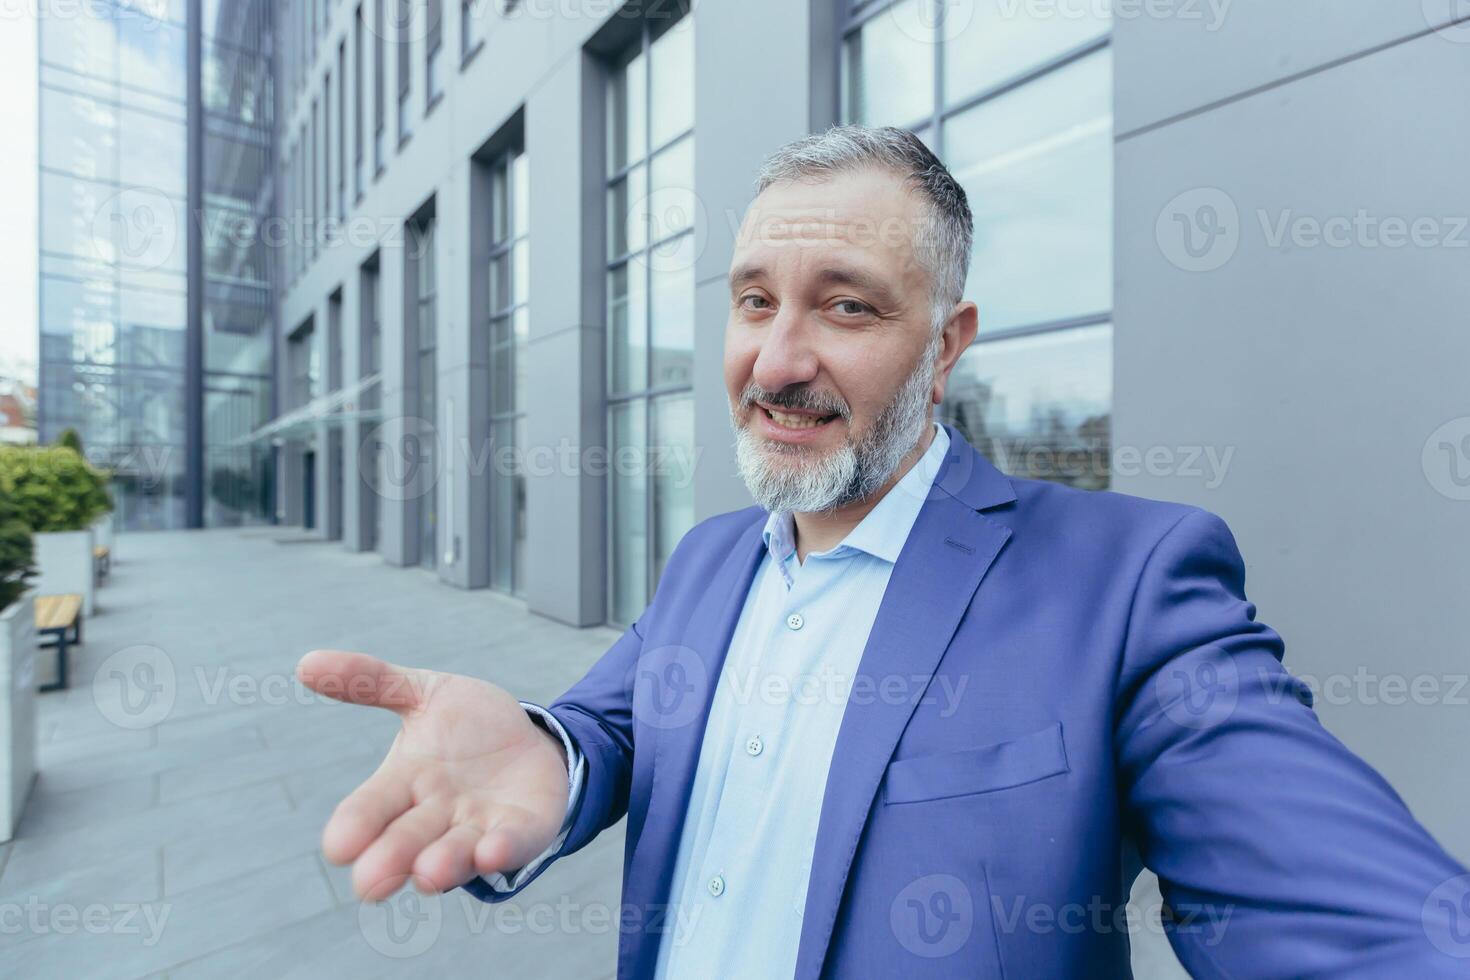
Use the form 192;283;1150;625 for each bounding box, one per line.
56;427;84;456
0;468;35;611
0;446;114;535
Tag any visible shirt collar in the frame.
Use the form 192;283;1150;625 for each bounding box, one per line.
761;421;950;568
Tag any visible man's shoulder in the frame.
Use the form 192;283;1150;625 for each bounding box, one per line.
999;473;1230;553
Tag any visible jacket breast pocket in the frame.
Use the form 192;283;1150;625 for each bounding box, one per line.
881;722;1070;805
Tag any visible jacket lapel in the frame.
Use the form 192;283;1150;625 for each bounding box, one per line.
793;425;1015;980
620;515;767;979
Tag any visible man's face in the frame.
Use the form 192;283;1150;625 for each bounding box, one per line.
723;167;974;512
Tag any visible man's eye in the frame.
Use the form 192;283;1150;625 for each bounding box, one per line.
741;295;773;310
833;299;872;316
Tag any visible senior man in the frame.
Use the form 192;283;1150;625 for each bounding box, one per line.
298;126;1468;977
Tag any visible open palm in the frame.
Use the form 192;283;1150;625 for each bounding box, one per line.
297;649;569;900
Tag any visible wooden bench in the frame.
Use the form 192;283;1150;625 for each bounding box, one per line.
35;593;83;693
94;544;111;581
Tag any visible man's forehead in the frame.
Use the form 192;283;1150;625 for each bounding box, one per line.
739;174;925;243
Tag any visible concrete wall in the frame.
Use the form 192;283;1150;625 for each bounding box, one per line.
1113;0;1470;868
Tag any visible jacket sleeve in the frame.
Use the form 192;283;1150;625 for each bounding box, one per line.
460;619;645;904
1114;507;1469;977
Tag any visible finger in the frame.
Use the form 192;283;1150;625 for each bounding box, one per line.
473;818;553;880
296;649;425;715
412;823;485;893
353;801;453;901
322;759;415;866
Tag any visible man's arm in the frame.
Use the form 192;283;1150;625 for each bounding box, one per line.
1114;508;1468;976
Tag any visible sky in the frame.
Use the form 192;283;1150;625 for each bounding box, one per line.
0;11;39;385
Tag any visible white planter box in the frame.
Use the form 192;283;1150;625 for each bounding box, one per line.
34;529;96;616
0;591;38;843
91;513;115;563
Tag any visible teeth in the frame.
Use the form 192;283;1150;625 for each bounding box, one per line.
765;408;831;429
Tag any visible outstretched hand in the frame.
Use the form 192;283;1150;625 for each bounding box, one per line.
296;649;569;900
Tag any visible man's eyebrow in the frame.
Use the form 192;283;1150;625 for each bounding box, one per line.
727;264;901;306
813;266;899;304
728;263;766;291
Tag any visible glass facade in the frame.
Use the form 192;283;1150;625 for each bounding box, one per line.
202;0;277;525
605;10;696;626
487;149;529;596
843;0;1113;490
38;0;189;529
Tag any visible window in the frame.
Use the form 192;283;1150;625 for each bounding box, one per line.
426;0;443;105
354;4;364;197
486;148;529;595
323;71;332;229
410;218;438;567
309;100;318;261
605;10;696;627
842;0;1113;490
396;0;412;143
461;0;484;62
360;256;382;550
373;0;386;172
337;40;347;220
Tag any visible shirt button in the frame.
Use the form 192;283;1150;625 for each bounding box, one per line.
708;874;726;897
745;735;763;756
786;612;804;631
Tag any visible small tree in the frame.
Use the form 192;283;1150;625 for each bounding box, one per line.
0;446;113;534
56;428;84;456
0;468;35;610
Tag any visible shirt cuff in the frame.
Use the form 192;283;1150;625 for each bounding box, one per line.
472;702;585;893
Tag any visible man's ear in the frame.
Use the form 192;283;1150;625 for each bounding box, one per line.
932;301;979;405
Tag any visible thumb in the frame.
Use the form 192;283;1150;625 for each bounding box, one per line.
297;649;428;715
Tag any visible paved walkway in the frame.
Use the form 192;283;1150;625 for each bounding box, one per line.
1;529;624;979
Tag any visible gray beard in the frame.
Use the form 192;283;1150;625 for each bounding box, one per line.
730;331;941;515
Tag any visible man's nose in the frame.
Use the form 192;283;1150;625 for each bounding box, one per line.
750;311;820;394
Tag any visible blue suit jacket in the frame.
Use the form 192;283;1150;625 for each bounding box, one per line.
467;423;1468;977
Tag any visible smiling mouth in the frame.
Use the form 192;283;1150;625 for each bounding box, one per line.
761;406;841;429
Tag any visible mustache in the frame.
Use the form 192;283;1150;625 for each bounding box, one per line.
739;383;850;419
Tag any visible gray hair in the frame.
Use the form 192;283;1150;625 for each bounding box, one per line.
753;125;974;335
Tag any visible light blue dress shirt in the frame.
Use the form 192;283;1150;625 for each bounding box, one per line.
487;422;950;977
